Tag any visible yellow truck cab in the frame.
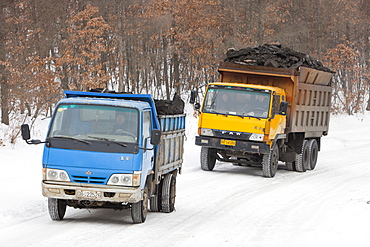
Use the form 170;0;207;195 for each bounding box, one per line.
194;62;333;178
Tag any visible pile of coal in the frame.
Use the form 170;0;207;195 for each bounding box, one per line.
155;93;184;115
225;44;334;73
89;88;132;94
88;88;184;115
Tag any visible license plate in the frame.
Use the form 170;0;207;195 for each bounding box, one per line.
76;190;102;200
220;139;236;146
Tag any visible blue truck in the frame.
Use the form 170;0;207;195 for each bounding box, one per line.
21;90;185;223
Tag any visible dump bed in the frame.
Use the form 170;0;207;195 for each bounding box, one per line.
154;114;186;183
218;62;333;137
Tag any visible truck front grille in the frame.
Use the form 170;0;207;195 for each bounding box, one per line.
213;129;252;140
71;175;106;184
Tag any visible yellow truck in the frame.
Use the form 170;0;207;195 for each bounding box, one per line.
193;62;333;177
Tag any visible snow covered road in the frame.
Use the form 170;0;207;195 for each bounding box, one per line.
1;114;370;247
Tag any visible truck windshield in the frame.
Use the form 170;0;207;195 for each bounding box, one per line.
48;104;139;143
203;87;271;118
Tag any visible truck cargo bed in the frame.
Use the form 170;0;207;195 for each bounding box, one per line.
154;114;186;183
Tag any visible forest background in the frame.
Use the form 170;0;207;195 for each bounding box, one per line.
0;0;369;143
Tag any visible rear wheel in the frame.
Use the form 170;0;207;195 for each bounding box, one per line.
286;162;296;171
262;144;279;178
308;139;319;170
150;181;162;212
295;140;309;172
131;185;149;223
232;157;242;166
48;198;67;221
200;147;217;171
161;173;176;213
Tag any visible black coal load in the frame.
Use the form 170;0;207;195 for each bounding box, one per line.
89;88;132;94
155;93;184;115
225;44;334;73
88;88;184;115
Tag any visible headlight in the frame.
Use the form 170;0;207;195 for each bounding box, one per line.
249;133;264;141
200;128;214;136
107;172;140;186
44;168;70;182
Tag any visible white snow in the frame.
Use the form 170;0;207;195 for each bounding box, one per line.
1;107;370;247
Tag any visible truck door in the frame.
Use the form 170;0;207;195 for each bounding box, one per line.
142;110;155;171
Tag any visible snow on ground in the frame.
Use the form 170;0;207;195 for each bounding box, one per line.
0;107;370;247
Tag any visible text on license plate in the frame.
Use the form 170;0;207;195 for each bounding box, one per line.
76;190;102;199
220;139;236;146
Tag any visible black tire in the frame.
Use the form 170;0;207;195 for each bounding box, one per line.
262;144;279;178
295;140;309;172
149;182;162;212
131;185;149;223
200;147;216;171
232;157;241;166
161;173;176;213
286;161;296;171
48;198;67;221
308;139;319;170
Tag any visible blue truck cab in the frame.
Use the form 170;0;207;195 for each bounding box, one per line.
21;90;186;223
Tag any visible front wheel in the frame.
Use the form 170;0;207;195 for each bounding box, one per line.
262;144;279;178
48;198;67;221
200;147;217;171
131;185;149;223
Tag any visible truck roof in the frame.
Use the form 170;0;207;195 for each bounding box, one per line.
58;97;151;110
208;82;286;95
63;90;160;130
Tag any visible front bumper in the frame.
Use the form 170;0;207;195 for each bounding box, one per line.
42;181;142;203
195;136;270;154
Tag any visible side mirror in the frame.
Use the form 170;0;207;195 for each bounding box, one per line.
279;102;288;115
21;124;31;140
190;90;197;104
194;103;200;110
150;129;162;146
21;124;43;144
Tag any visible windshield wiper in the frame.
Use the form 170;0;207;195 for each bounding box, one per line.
240;113;263;120
228;113;245;119
207;109;239;118
206;109;227;116
52;135;92;145
87;135;127;147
